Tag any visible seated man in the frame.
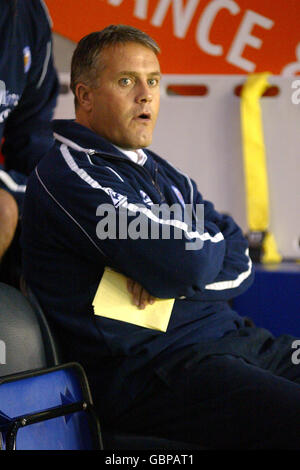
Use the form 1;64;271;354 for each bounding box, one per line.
0;0;58;283
22;25;300;449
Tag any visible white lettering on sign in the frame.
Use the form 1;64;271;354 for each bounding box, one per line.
108;0;149;19
134;0;149;19
107;0;123;5
151;0;200;39
196;0;240;56
227;10;274;72
105;0;275;73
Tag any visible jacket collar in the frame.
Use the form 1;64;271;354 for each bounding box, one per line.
52;119;131;160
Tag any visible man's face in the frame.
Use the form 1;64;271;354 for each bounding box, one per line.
86;42;161;149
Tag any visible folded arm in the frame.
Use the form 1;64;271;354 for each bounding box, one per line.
30;147;228;299
189;179;254;301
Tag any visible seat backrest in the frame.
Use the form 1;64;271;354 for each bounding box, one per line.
0;363;102;450
0;282;60;377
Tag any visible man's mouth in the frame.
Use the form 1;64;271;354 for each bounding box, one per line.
135;112;151;121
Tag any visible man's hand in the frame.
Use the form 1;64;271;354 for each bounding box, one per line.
127;279;156;310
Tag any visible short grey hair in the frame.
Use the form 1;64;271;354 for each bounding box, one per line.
70;24;161;107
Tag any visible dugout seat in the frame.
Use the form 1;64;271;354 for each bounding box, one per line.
0;363;102;450
0;282;202;450
0;283;102;450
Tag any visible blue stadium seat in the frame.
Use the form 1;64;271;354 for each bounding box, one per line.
0;363;102;450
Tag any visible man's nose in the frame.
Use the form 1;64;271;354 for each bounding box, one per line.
135;81;152;103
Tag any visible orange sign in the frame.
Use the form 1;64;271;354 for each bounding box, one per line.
45;0;300;75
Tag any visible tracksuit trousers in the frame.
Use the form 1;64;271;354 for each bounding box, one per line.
112;325;300;449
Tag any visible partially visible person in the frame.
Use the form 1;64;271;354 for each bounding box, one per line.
0;0;58;282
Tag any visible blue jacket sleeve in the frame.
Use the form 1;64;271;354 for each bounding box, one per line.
2;0;59;176
188;179;254;301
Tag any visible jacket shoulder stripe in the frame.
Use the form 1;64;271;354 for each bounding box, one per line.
124;201;224;243
39;0;53;28
59;143;224;244
36;40;52;89
54;133;91;153
60;143;105;191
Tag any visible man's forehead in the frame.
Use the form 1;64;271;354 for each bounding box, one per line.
100;42;161;73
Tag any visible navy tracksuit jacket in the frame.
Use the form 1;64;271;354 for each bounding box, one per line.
0;0;58;208
22;119;255;418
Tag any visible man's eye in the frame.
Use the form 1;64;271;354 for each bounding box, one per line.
119;78;132;86
148;78;159;87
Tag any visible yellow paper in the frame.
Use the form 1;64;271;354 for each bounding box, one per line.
92;267;175;332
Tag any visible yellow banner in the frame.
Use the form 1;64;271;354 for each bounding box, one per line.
240;72;282;263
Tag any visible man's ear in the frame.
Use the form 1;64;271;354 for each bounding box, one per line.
75;83;94;112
